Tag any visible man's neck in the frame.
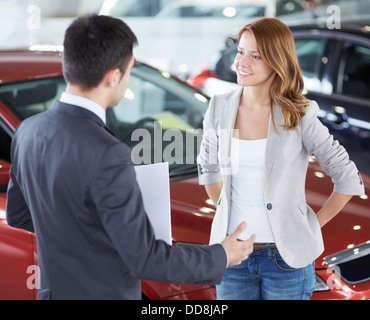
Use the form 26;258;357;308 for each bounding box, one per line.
66;84;109;111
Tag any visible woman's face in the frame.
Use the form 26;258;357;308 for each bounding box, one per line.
234;31;276;89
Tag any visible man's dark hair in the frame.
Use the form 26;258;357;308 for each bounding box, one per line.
63;14;138;90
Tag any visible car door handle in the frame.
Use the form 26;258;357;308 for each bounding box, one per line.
333;106;348;122
326;106;350;130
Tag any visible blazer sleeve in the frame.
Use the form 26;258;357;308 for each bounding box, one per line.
197;95;223;185
301;100;365;196
90;142;227;285
6;125;35;233
6;167;35;232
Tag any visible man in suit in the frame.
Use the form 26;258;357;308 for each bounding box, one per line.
5;15;255;299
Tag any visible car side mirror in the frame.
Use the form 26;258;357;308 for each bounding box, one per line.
0;159;11;188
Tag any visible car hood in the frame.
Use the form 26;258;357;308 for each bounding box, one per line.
170;159;370;268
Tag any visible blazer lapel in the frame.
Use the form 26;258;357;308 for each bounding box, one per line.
265;104;285;181
217;88;285;194
219;87;242;131
217;87;285;179
214;87;285;210
218;87;242;176
217;88;242;214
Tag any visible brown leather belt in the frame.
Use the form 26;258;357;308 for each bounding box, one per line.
253;243;276;251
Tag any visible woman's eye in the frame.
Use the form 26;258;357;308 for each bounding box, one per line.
252;55;261;60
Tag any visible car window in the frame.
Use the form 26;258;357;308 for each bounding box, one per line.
295;38;326;92
0;77;66;120
110;64;208;129
0;66;209;174
338;45;370;100
0;123;11;163
100;0;162;17
276;0;304;16
107;64;208;169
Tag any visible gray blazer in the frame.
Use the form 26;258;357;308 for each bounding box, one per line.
197;87;365;268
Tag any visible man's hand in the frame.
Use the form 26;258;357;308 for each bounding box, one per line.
221;222;255;267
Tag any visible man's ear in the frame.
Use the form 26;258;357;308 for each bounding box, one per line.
104;68;122;88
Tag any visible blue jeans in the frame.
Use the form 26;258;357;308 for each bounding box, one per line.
216;244;316;300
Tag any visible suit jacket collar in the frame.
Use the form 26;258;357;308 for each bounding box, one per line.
59;92;106;124
50;100;107;129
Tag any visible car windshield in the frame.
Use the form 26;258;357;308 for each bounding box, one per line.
0;63;209;178
108;64;209;174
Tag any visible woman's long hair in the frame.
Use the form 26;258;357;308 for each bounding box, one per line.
238;18;307;130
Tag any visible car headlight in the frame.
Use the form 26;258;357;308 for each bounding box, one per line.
324;241;370;284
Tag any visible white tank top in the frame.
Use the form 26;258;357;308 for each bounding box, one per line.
227;137;275;242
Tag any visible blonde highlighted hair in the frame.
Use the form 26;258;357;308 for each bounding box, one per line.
238;18;307;130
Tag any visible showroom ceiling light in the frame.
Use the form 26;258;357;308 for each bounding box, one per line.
223;7;237;18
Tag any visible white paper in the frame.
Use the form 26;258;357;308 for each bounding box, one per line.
134;162;172;245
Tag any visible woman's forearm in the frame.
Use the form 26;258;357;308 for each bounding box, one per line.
317;192;353;228
205;182;223;208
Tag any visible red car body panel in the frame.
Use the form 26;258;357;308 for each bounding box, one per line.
0;50;63;82
0;51;369;300
0;194;36;300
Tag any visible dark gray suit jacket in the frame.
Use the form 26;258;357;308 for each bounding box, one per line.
6;100;226;300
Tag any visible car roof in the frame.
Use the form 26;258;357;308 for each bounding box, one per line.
289;20;370;39
0;50;63;84
225;20;370;46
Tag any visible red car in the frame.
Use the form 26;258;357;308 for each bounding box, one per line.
0;50;369;300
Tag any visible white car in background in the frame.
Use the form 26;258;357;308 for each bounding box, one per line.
155;0;306;18
99;0;315;76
